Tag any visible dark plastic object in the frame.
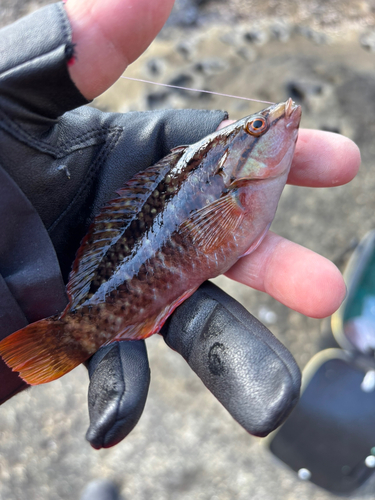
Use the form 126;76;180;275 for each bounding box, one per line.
268;349;375;494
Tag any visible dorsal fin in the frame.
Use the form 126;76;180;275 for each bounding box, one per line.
66;148;186;310
171;145;189;153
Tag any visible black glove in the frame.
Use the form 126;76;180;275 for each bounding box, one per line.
0;3;301;448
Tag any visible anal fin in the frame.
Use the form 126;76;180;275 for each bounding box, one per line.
112;287;198;341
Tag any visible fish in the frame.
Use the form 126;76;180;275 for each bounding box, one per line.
0;99;301;385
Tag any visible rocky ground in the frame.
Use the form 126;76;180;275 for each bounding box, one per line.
1;1;375;499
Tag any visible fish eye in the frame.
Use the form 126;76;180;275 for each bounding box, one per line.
245;117;268;136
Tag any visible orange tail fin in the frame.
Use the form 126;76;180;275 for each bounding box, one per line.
0;317;89;385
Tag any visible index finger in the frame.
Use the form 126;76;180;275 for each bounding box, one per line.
288;129;360;188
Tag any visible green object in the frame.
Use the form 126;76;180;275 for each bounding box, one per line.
332;230;375;352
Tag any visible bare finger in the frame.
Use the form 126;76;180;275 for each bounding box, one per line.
288;128;360;188
225;232;346;319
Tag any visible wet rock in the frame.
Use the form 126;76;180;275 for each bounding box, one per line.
270;22;291;42
297;26;328;44
176;39;197;61
167;0;200;27
145;58;167;77
195;88;214;101
193;57;228;75
243;28;269;46
286;80;324;103
219;30;240;47
167;74;195;96
146;91;169;110
193;0;223;6
236;46;257;62
284;74;335;116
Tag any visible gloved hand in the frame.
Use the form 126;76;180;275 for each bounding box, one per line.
0;0;360;449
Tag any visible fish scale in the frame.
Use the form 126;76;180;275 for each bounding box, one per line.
81;151;202;301
0;99;301;385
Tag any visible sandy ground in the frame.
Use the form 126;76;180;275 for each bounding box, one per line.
1;1;375;499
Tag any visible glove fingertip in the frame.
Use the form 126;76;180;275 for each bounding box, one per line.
163;282;301;437
86;341;150;449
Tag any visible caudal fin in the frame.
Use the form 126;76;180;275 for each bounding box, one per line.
0;317;88;385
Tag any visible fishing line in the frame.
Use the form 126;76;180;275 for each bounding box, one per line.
120;75;275;105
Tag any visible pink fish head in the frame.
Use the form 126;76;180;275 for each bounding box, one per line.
206;99;301;256
217;98;301;189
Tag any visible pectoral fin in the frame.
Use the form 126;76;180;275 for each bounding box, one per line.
180;192;244;253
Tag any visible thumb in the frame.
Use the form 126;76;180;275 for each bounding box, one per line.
64;0;175;100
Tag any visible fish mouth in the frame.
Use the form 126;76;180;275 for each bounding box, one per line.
268;98;302;126
285;97;294;118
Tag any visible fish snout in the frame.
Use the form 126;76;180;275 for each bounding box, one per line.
268;99;302;129
285;98;302;129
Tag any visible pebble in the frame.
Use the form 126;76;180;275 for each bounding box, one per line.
193;57;228;75
219;30;239;47
359;31;375;51
270;22;291;42
176;39;197;61
297;26;328;44
286;80;324;102
243;28;269;46
146;91;169;109
258;306;278;325
166;0;200;27
168;73;195;95
236;46;257;62
145;58;167;77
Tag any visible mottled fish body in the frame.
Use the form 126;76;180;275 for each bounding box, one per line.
0;99;301;385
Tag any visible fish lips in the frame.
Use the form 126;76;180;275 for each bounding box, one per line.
268;98;302;128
